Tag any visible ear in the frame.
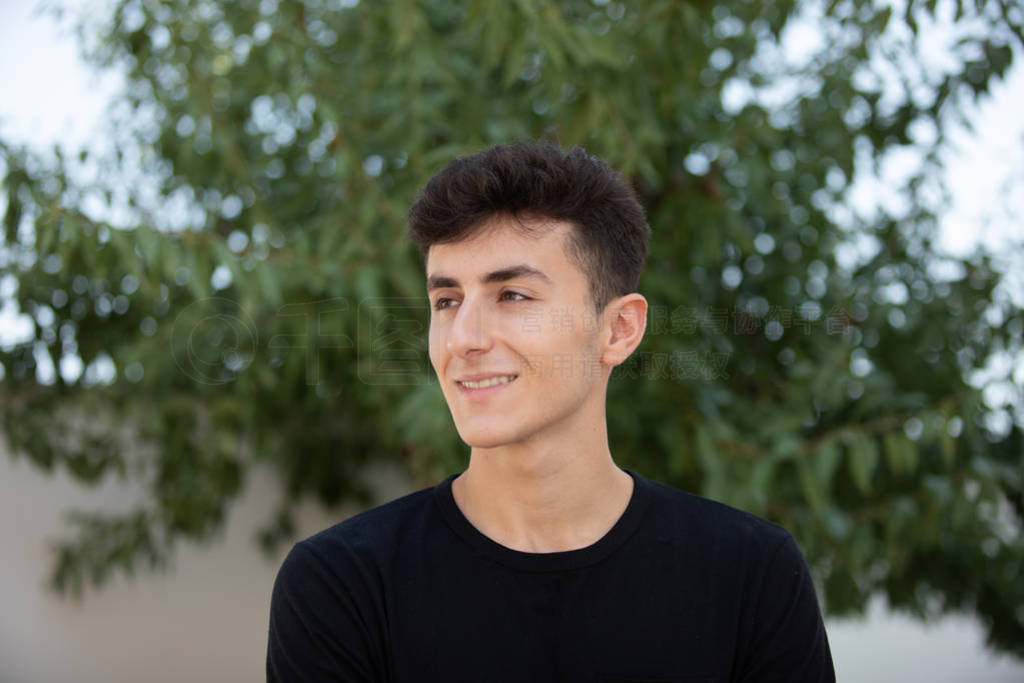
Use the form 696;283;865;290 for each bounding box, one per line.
600;293;647;367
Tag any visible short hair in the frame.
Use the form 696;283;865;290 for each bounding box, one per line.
407;142;650;312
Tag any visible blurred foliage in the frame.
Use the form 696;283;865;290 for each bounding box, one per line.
1;0;1023;657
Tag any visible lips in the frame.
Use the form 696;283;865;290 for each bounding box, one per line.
456;374;518;389
458;374;520;385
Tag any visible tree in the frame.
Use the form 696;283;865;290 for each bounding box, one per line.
2;0;1022;657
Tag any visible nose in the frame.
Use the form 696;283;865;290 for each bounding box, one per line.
446;296;493;357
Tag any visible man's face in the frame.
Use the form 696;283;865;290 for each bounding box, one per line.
426;216;609;450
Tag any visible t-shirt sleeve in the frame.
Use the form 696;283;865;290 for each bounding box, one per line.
736;533;835;683
266;541;383;683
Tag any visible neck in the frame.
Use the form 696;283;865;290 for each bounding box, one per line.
452;423;633;553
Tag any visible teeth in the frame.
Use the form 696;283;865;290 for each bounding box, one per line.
459;375;516;389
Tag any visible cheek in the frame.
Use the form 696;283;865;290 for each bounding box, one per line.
569;329;605;383
427;323;445;369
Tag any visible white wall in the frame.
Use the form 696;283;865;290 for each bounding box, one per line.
828;596;1024;683
0;443;411;683
2;442;1024;683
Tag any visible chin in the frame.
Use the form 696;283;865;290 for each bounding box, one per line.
454;422;530;450
457;430;518;450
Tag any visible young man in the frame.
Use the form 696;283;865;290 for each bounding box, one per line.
267;143;835;682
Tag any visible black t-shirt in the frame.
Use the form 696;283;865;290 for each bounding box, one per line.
267;470;835;682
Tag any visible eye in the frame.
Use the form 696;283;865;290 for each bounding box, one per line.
500;291;530;303
432;297;458;311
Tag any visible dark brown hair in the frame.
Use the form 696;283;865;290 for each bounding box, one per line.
407;142;650;312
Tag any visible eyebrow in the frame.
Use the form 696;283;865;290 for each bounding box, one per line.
426;264;553;291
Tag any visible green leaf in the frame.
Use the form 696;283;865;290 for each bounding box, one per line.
812;440;842;488
797;456;825;515
940;427;957;469
3;0;1023;660
883;430;918;477
847;436;879;495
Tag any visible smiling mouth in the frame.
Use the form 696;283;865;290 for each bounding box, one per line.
456;375;518;389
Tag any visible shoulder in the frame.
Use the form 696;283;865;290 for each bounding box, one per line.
267;488;441;683
629;475;833;679
295;483;438;565
638;474;795;563
270;483;439;627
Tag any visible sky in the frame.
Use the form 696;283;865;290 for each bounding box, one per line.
0;0;120;156
5;0;1020;403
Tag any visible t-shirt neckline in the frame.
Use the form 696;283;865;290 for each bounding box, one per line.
433;469;651;572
